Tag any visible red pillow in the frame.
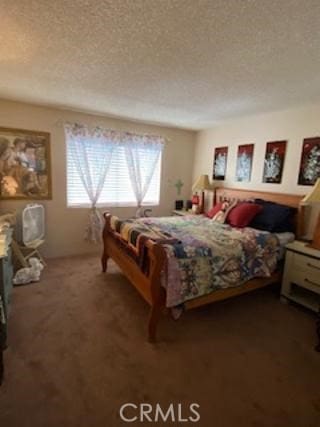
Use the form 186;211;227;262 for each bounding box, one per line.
206;202;223;219
227;202;263;228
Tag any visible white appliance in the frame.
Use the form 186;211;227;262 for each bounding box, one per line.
12;204;46;269
21;204;45;247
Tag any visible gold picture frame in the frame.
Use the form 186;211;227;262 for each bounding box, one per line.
0;126;52;200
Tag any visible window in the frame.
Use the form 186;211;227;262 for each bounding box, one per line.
67;142;162;208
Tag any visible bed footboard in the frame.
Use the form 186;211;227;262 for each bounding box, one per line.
101;212;167;342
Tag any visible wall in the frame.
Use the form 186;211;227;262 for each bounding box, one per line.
0;99;196;258
193;103;320;236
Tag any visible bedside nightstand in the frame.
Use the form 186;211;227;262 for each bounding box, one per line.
281;240;320;312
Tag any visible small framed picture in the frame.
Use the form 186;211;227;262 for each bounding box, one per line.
0;127;52;199
262;140;287;184
213;146;228;180
235;144;254;182
298;137;320;185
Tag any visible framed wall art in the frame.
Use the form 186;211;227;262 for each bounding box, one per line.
262;140;287;184
298;137;320;186
0;127;52;199
213;146;228;180
235;143;254;182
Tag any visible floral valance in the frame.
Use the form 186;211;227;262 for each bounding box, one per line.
64;122;166;147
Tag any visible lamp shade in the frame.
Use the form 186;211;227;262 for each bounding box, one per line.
301;178;320;203
192;174;213;191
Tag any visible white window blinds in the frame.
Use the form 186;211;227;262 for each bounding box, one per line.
66;128;163;208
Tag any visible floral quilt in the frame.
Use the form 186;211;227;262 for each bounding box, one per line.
111;215;280;308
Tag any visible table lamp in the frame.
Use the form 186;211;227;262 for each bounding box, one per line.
192;174;213;214
299;178;320;250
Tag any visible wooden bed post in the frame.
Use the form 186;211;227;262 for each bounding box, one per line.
147;243;167;343
101;212;111;272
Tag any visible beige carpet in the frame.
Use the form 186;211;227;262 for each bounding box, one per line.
0;254;319;427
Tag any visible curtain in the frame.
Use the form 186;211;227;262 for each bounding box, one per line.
123;135;164;216
64;122;166;241
64;123;117;243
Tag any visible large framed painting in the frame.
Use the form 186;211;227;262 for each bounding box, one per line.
262;140;287;184
0;127;52;199
213;146;228;180
235;143;254;182
298;137;320;186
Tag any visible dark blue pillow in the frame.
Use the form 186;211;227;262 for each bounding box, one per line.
249;199;296;232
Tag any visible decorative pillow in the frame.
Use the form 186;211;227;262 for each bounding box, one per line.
249;199;296;232
227;202;263;228
211;201;237;223
206;203;223;219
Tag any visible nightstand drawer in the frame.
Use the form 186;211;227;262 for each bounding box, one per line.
282;241;320;311
292;252;320;274
291;270;320;293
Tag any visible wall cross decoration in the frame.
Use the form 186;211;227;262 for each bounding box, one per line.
174;179;184;195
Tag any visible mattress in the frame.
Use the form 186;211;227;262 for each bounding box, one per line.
109;215;288;308
135;216;281;307
247;228;295;260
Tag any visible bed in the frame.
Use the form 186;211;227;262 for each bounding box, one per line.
101;187;303;341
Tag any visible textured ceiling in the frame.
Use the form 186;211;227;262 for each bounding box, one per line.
1;0;320;130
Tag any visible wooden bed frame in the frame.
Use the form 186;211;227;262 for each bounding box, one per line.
101;187;303;342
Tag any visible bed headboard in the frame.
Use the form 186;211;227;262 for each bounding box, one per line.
215;187;303;208
214;187;304;236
